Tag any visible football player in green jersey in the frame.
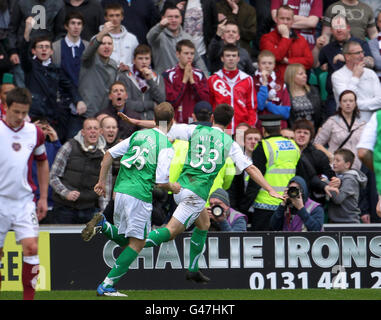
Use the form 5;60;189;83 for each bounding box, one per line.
119;103;283;283
82;102;181;296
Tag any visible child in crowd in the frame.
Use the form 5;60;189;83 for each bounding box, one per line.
253;50;291;129
22;16;85;141
328;149;368;223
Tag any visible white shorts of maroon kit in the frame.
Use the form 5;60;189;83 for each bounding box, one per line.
0;196;39;248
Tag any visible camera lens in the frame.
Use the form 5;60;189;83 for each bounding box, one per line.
211;205;224;217
287;186;300;198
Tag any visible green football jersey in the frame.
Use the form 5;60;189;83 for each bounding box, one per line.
113;128;173;203
178;125;233;200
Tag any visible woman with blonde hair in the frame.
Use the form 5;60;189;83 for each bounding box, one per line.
284;63;323;129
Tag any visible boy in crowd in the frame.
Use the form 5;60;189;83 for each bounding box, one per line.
101;3;139;70
253;50;290;129
328;148;368;223
208;20;255;75
22;16;85;141
208;44;256;133
163;39;209;124
52;11;89;139
118;44;165;120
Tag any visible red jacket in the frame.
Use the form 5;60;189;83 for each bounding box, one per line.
163;64;209;124
260;29;313;81
208;69;257;133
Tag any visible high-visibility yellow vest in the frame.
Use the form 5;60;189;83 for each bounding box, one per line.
254;136;300;210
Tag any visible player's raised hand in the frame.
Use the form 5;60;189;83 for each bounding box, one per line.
170;182;181;194
269;188;284;201
118;112;136;124
94;182;106;197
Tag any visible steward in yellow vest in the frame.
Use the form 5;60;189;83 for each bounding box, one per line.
244;114;301;231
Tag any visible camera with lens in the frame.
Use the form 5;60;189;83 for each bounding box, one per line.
211;205;224;218
287;186;300;198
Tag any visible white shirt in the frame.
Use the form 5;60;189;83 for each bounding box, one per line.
0;120;46;202
65;36;82;58
332;65;381;122
356;111;378;151
100;25;139;66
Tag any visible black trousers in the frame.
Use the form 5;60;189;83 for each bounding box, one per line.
250;208;274;231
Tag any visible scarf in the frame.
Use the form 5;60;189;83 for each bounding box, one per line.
133;65;148;92
222;68;239;79
254;70;279;103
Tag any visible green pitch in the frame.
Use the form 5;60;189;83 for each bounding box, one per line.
1;289;381;300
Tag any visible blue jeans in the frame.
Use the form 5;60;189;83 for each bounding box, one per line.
53;204;98;224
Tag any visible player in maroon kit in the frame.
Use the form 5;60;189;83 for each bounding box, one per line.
0;87;49;300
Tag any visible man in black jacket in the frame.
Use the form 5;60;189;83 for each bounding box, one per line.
95;81;141;140
21;16;85;143
292;119;340;204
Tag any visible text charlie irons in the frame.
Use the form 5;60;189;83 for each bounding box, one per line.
103;235;381;270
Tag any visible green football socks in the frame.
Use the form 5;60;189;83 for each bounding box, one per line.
101;221;129;247
144;228;171;248
102;246;138;287
188;227;208;272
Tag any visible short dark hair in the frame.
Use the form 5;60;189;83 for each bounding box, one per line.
154;102;175;126
6;87;32;107
264;125;281;136
195;109;212;122
133;44;152;58
292;119;315;138
161;3;181;17
32;35;52;49
64;11;85;26
109;81;127;93
334;148;355;168
277;4;294;16
221;43;239;57
213;103;234;127
176;39;195;52
104;3;124;16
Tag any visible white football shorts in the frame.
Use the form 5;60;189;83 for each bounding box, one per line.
173;188;206;229
114;192;152;240
0;197;39;248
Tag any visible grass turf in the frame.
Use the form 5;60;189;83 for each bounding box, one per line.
1;289;381;300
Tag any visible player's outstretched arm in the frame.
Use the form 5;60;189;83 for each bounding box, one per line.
245;164;284;200
118;112;155;128
157;182;181;194
94;152;113;197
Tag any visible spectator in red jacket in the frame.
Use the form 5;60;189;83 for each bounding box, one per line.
163;39;209;124
260;4;313;82
208;44;257;133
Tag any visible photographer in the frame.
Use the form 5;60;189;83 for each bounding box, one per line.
207;188;247;231
270;176;324;231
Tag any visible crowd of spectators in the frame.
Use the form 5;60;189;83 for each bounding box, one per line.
1;0;381;229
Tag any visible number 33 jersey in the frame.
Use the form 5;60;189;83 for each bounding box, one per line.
168;124;252;201
108;128;174;203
